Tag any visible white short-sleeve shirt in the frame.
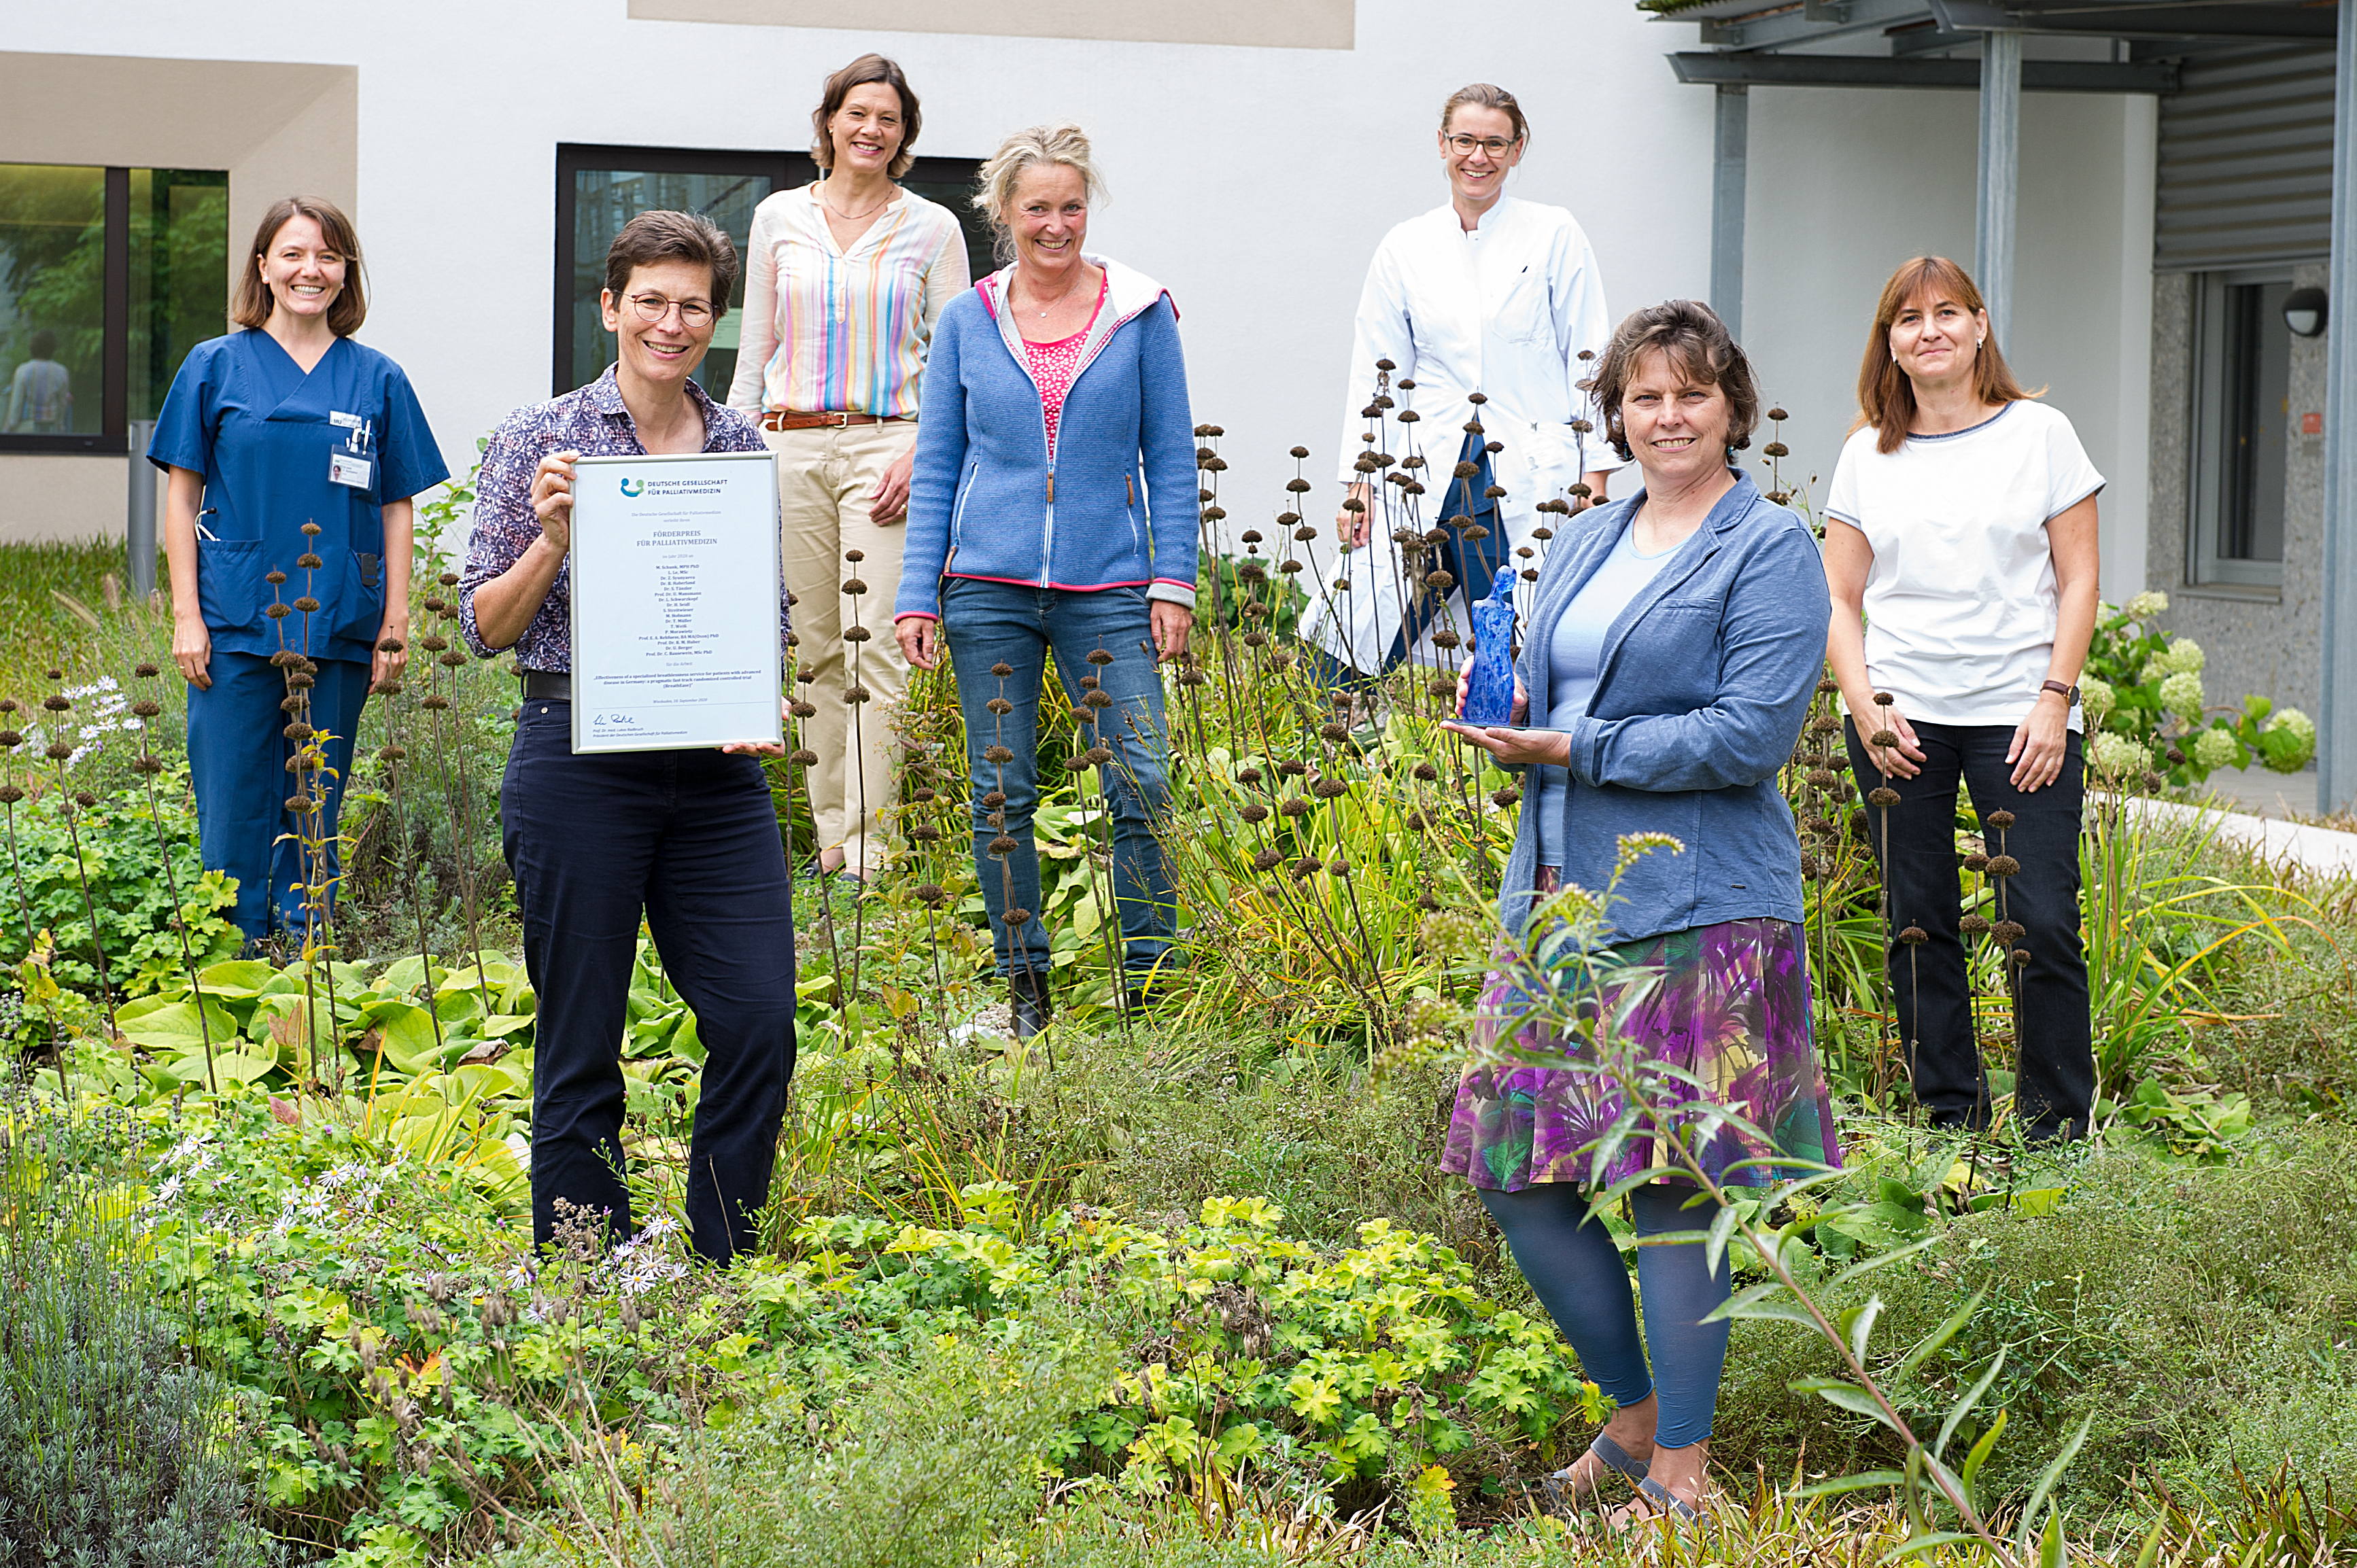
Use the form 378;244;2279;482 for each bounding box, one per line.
1825;400;2103;729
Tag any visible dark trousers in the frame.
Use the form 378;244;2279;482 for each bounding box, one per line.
1317;432;1509;688
501;701;797;1263
186;649;371;940
1844;719;2093;1140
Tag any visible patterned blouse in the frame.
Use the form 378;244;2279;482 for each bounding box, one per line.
458;366;787;674
725;184;969;419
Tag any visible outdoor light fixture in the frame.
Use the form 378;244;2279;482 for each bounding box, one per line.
2284;286;2328;338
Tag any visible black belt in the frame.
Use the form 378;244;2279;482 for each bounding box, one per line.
521;669;571;701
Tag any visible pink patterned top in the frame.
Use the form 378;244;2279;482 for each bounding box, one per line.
1020;280;1106;458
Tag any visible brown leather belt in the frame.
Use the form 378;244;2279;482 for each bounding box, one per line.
761;409;914;432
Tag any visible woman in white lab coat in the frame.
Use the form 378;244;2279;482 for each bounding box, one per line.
1305;82;1621;686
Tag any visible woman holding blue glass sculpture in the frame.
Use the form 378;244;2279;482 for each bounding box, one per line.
1439;300;1836;1527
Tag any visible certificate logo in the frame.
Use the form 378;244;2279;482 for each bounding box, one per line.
619;476;644;497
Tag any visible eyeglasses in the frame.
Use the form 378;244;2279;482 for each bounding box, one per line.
1445;134;1520;158
624;292;715;328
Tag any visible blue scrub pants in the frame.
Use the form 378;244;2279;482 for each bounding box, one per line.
1314;432;1511;689
1479;1181;1732;1450
186;650;371;941
939;577;1176;981
500;700;797;1264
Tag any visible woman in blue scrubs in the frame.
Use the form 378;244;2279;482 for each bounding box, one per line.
152;195;447;945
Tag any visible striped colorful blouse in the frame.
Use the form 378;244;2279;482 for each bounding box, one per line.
725;183;970;419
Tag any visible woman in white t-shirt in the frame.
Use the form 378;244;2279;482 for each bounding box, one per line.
1823;256;2102;1145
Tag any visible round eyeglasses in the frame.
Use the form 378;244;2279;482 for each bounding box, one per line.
624;292;715;328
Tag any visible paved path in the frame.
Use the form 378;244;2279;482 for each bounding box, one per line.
2125;795;2357;880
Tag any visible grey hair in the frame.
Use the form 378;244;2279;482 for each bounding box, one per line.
972;122;1104;266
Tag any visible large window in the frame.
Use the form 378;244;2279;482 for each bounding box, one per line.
2188;271;2294;590
553;143;994;398
0;163;228;453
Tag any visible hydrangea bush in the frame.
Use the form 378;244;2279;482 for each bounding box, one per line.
2080;592;2315;788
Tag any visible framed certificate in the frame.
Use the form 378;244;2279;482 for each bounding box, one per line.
567;450;782;754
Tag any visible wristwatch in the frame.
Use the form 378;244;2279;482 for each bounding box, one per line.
2041;679;2080;705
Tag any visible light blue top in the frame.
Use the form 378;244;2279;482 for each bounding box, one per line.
1535;525;1681;867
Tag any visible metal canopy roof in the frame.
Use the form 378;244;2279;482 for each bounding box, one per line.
1649;0;2347;73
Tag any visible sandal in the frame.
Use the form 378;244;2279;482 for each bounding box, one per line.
1608;1476;1704;1532
1536;1432;1653;1516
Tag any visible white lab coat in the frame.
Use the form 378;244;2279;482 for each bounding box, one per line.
1304;196;1623;675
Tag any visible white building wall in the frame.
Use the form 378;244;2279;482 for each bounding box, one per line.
7;1;2156;583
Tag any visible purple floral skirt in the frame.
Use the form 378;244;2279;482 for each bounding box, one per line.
1440;876;1842;1193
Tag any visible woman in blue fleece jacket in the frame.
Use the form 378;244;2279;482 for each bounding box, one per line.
894;123;1197;1038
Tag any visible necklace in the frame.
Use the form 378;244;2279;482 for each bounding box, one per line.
818;181;894;222
1018;265;1088;318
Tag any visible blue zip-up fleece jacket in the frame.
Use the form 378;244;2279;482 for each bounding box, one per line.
1505;471;1829;944
894;256;1199;621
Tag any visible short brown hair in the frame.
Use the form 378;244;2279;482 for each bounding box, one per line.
1441;82;1529;143
603;210;740;318
812;54;921;179
232;196;366;336
1855;256;2035;454
1583;300;1761;463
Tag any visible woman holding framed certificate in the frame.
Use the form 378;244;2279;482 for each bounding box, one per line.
893;123;1197;1041
729;53;970;884
460;209;797;1266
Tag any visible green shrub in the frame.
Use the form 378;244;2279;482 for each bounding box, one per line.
0;769;240;998
0;1098;269;1567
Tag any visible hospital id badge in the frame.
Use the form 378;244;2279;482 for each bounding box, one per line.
328;451;373;489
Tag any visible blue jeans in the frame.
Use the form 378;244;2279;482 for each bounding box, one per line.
940;577;1175;978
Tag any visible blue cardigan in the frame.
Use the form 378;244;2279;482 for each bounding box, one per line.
894;257;1199;619
1504;472;1829;944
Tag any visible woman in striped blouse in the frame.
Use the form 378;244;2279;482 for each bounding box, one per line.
729;52;970;883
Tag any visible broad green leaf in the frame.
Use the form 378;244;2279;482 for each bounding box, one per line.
2037;1503;2065;1568
1705;1199;1745;1278
114;994;237;1053
194;958;277;996
365;1002;447;1075
481;1013;536;1040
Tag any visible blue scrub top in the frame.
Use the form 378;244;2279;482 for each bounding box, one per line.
151;330;449;664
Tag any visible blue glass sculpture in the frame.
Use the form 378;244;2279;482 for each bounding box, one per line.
1460;565;1519;725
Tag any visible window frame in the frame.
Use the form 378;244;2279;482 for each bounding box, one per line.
2186;265;2295;592
551;142;992;399
0;165;129;455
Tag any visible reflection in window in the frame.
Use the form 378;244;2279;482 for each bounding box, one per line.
571;167;774;398
2190;272;2293;589
131;169;229;425
0;164;104;435
0;162;229;450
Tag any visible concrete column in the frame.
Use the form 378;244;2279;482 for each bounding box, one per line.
126;419;156;597
2317;0;2357;808
1976;29;2022;346
1711;84;1749;340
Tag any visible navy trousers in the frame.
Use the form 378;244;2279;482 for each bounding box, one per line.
186;649;370;941
500;700;797;1264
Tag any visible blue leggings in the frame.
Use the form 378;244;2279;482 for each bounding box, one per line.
1479;1182;1732;1450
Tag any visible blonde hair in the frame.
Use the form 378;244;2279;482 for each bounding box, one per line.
1441;82;1529;143
973;123;1104;265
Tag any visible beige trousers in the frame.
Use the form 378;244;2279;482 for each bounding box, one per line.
765;418;917;876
